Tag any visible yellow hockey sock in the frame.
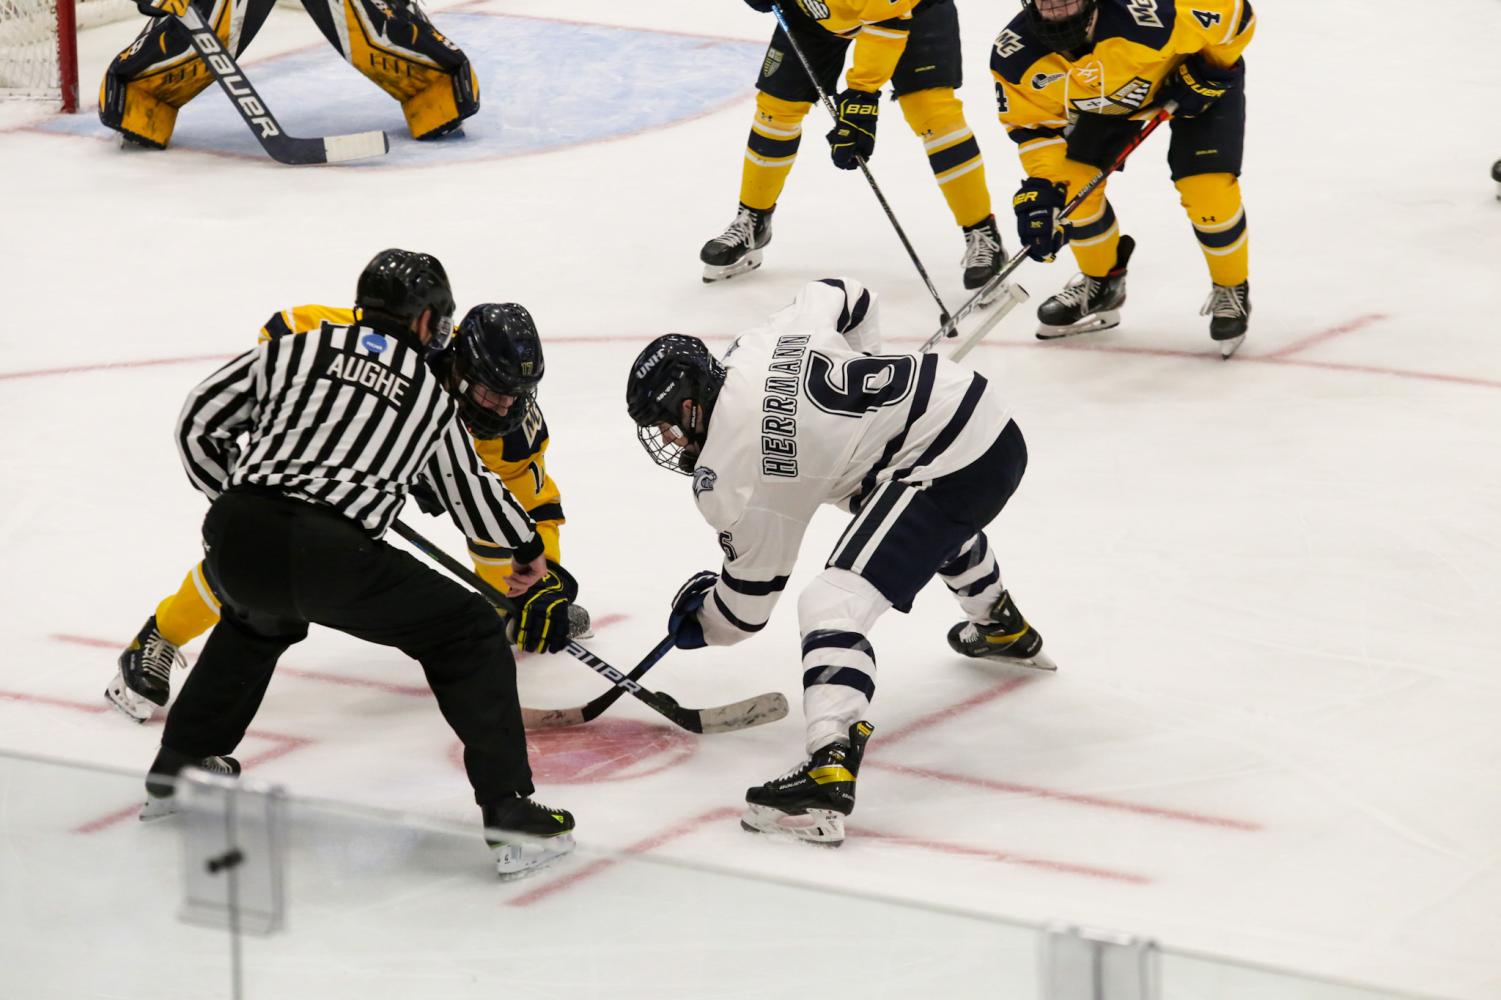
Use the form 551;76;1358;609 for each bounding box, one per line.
740;93;811;212
898;88;991;228
1176;173;1249;286
153;562;221;648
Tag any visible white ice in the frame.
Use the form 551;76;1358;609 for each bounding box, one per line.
1;1;1499;998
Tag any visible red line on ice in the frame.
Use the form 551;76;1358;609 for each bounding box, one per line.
1260;313;1387;359
72;731;314;835
507;806;740;907
868;761;1261;832
879;675;1035;748
851;829;1151;884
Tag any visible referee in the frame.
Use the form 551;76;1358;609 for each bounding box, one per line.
144;249;578;878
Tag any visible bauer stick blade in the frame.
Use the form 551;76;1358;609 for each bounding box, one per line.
176;6;388;165
949;283;1030;362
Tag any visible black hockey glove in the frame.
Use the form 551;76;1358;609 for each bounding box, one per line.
827;88;880;170
1157;55;1243;118
1012;176;1070;262
511;562;579;654
743;0;776;10
407;479;445;516
667;571;717;650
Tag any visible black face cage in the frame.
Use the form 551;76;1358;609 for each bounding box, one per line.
636;421;696;476
1022;0;1096;53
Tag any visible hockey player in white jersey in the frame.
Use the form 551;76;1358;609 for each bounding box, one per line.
626;278;1053;846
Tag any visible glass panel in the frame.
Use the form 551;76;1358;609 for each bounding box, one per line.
1162;950;1419;1000
0;750;234;1000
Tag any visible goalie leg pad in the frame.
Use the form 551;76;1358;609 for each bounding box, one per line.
303;0;480;139
98;0;276;148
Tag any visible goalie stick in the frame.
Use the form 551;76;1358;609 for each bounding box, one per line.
391;521;788;735
919;107;1174;355
167;4;388;165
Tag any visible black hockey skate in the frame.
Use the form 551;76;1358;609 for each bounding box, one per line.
946;590;1056;671
106;616;185;723
1202;281;1251;359
700;204;773;283
1036;235;1135;340
742;721;873;847
483;795;576;879
141;746;241;820
961;215;1006;292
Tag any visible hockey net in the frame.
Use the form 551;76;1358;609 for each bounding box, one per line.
0;0;136;112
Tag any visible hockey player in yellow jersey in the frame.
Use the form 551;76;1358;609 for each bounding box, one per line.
99;0;479;150
702;0;1006;292
107;298;576;722
994;0;1255;355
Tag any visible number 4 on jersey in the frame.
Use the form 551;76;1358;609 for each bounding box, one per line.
1192;8;1223;27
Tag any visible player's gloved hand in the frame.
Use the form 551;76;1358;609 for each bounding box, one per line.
1012;176;1070;262
408;480;444;516
1157;54;1242;118
510;561;579;654
826;88;880;170
742;0;776;11
667;571;717;650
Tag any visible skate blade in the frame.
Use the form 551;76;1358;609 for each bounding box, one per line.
702;251;763;284
139;795;177;821
1036;310;1120;340
740;804;845;847
105;672;156;723
492;833;576;880
1217;334;1245;360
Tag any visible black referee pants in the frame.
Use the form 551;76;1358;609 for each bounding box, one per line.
161;487;533;803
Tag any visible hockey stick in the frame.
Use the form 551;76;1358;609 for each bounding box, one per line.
164;4;388;165
770;3;951;332
515;635;676;730
919;107;1174;354
391;521;788;735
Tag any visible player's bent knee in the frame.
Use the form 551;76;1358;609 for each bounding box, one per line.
896;87;964;135
1174;172;1240;212
798;569;890;637
754;91;813;129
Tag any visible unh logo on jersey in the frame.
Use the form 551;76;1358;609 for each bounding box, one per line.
693;466;718;498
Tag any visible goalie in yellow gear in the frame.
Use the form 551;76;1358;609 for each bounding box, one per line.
99;0;479;150
107;301;577;722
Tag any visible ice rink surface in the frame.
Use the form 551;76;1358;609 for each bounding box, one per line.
2;0;1499;997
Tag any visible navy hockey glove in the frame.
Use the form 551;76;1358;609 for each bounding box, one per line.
667;571;717;650
511;562;578;654
1157;55;1242;118
407;480;444;516
826;89;880;170
1012;176;1070;262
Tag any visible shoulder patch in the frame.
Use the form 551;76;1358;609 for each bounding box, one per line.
990;15;1047;84
693;466;718;498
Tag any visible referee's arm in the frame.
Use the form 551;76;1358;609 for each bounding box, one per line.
421;421;545;565
176;349;259;499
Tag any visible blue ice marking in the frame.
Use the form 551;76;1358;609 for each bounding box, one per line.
39;15;764;165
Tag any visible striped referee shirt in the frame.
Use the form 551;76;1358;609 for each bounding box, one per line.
176;317;541;556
